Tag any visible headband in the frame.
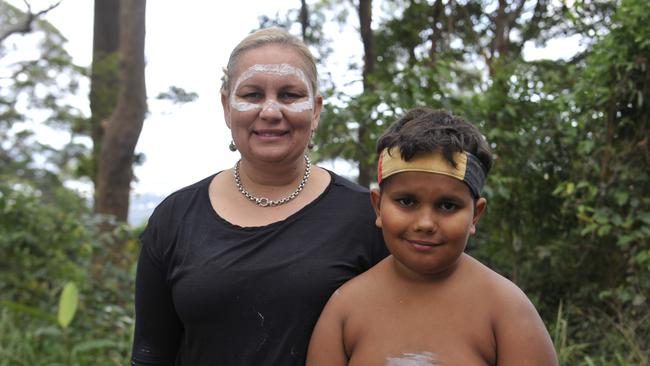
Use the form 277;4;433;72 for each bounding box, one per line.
377;147;486;198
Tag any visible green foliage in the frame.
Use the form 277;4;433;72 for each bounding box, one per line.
0;1;89;188
0;177;138;364
156;86;199;104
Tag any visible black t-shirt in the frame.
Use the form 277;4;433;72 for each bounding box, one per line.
131;170;387;365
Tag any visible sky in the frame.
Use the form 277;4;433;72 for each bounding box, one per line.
6;1;583;223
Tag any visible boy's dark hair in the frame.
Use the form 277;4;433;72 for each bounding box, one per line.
377;107;492;175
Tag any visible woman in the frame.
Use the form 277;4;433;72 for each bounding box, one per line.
131;27;387;365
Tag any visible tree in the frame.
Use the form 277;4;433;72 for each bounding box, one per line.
92;0;147;222
0;0;87;195
87;0;119;195
354;0;375;187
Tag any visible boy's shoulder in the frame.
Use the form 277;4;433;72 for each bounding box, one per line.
461;255;534;306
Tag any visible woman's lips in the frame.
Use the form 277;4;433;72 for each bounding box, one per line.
253;130;288;140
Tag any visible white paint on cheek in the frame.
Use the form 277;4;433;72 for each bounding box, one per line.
283;99;314;113
386;352;440;366
229;63;314;113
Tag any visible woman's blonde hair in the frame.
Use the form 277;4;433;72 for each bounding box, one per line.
221;27;319;95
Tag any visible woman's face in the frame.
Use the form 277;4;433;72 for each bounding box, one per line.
222;44;322;166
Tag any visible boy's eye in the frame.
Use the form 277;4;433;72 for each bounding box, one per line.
439;201;458;211
396;197;416;207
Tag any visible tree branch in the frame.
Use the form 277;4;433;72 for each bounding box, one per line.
0;1;62;43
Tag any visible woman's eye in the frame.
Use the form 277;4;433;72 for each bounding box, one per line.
240;92;262;100
279;91;303;100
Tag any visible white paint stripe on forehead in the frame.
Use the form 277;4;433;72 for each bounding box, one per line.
229;63;314;113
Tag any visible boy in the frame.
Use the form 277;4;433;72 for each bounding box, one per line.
306;107;558;366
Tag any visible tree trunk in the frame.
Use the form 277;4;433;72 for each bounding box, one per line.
90;0;120;192
489;0;527;75
299;0;309;41
493;0;509;59
427;0;444;65
357;0;374;187
95;0;147;222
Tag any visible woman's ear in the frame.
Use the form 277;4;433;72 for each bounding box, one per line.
221;90;232;129
370;188;382;229
470;197;487;235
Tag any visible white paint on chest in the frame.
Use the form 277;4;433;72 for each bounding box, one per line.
386;352;440;366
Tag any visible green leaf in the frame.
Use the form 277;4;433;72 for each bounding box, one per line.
596;224;611;236
634;250;649;265
566;182;575;195
639;213;650;225
57;282;79;328
632;294;645;306
593;210;609;224
71;339;120;356
0;300;56;322
614;191;629;206
617;235;635;247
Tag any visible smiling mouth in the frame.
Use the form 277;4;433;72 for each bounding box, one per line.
254;131;288;137
405;239;442;250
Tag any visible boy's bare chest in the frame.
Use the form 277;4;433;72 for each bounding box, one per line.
344;297;496;366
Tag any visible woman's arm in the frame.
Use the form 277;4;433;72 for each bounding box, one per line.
131;246;183;366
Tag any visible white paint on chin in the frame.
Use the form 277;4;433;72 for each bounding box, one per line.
386;352;440;366
229;63;314;113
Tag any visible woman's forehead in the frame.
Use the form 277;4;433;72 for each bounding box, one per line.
235;64;309;87
234;44;309;75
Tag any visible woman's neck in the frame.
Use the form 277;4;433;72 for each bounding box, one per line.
237;155;308;195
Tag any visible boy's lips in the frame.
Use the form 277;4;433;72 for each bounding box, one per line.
405;238;443;249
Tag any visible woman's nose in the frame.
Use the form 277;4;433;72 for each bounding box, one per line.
259;100;283;120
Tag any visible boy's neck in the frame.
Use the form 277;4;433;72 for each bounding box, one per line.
389;254;465;285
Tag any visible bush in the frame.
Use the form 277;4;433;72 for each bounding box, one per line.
0;178;139;365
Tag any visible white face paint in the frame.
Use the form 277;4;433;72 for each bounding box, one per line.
229;63;314;113
386;352;440;366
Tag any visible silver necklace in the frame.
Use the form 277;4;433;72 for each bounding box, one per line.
234;155;311;207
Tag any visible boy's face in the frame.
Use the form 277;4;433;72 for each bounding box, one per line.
371;171;486;279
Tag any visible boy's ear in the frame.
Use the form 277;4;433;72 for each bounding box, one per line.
470;197;487;235
370;188;382;229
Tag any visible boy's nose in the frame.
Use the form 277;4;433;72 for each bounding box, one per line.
413;209;437;233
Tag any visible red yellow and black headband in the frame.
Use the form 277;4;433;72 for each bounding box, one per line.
377;147;486;198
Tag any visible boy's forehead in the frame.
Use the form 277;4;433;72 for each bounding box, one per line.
382;171;472;195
